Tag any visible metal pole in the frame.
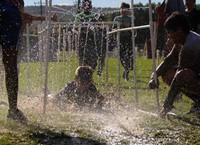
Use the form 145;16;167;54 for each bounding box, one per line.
43;0;52;114
105;26;109;84
26;24;31;96
40;0;43;16
117;22;121;100
148;0;160;113
131;0;139;109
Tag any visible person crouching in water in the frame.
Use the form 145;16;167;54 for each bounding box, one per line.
149;12;200;117
53;66;104;111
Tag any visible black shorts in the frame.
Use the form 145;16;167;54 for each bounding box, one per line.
0;1;21;48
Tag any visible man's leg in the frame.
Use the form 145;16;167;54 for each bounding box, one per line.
160;69;200;117
2;47;27;123
176;69;200;96
2;47;18;110
160;74;182;117
163;80;181;110
161;67;177;86
176;69;200;114
120;46;130;81
182;91;200;114
161;67;183;102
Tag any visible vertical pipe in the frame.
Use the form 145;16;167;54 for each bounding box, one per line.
57;24;61;59
38;23;44;95
148;0;160;113
26;24;31;96
117;22;121;99
105;26;109;84
131;0;139;109
43;0;52;114
62;28;67;80
154;22;160;111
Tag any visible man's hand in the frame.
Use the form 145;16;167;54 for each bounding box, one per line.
159;107;172;118
159;107;168;118
148;78;159;89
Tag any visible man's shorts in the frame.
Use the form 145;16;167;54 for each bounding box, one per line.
0;1;21;48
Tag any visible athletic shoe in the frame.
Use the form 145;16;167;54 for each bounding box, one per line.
185;103;200;115
7;108;28;124
123;71;129;81
159;106;174;118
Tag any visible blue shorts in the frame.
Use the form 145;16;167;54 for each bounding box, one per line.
0;1;21;48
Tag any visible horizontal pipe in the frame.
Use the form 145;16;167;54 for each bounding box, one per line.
108;24;150;35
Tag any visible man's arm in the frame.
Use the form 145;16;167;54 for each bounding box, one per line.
149;44;181;89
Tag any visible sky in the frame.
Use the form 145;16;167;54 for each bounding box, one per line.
24;0;200;7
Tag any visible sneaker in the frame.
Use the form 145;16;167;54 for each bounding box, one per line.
159;106;174;118
7;108;28;124
185;103;200;115
123;71;129;81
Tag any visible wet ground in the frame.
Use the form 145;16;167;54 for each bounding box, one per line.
1;95;198;144
15;95;185;144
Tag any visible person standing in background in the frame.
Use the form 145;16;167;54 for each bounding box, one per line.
185;0;200;33
112;2;134;81
155;0;185;53
74;0;100;71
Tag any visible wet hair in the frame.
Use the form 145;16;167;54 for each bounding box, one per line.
75;66;94;82
120;2;130;9
164;12;190;35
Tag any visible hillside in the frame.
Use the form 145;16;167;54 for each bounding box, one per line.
24;5;118;22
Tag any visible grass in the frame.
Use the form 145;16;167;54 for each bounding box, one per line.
0;52;200;144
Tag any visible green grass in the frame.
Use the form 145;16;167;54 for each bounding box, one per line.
1;52;192;113
0;52;200;144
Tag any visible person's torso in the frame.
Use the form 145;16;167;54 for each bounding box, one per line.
113;15;132;37
180;31;200;73
75;12;99;22
114;15;132;28
63;81;98;102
